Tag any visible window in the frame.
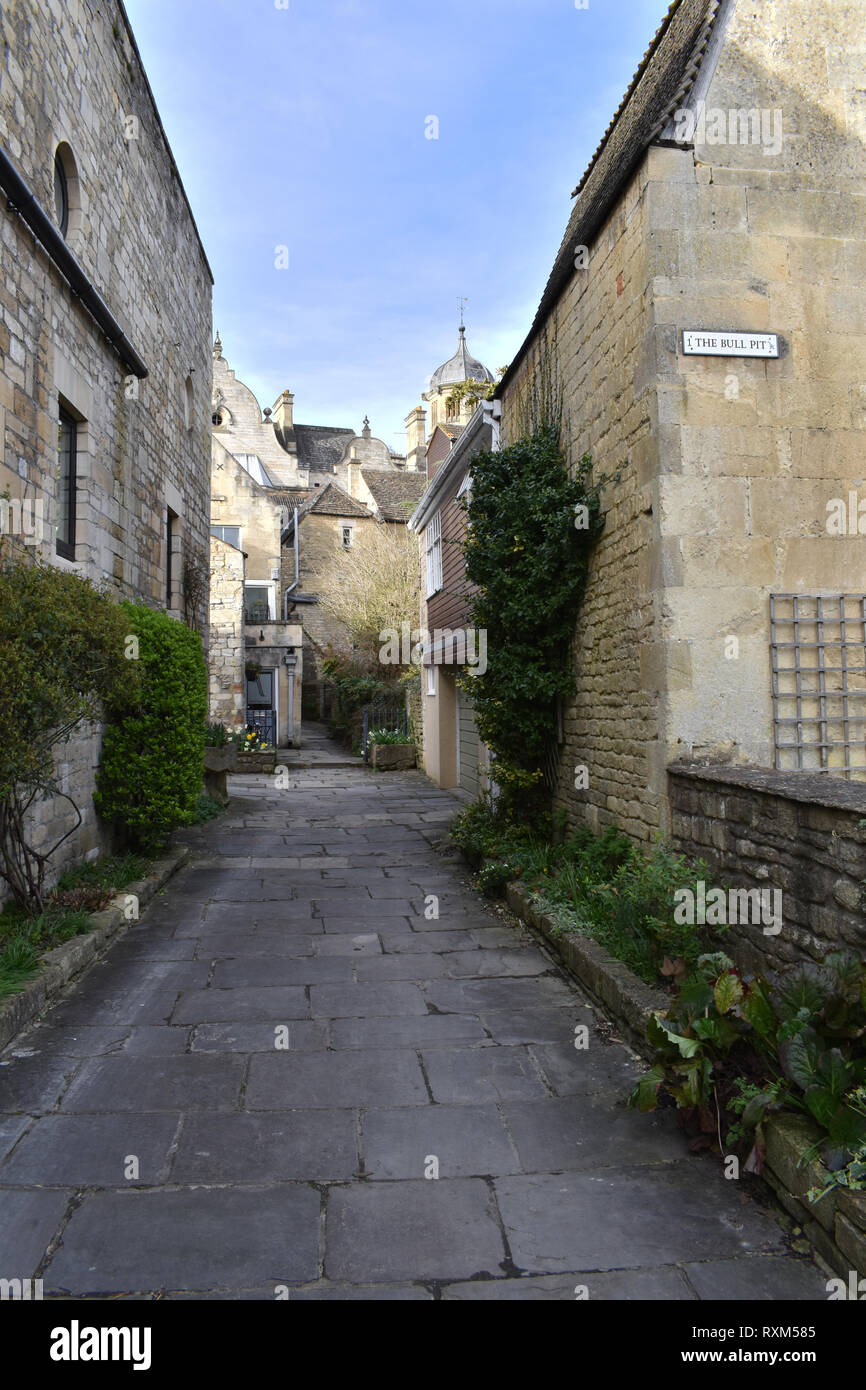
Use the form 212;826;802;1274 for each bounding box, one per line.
52;144;80;239
211;525;241;548
53;152;68;236
245;583;274;623
233;454;273;487
184;375;194;432
341;526;353;548
427;664;437;696
166;507;178;608
425;511;442;596
56;408;77;558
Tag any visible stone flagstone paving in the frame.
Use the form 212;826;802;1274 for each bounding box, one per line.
0;741;830;1299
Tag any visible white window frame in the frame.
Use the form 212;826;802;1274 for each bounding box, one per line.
425;510;442;597
341;524;354;548
426;664;437;696
244;580;276;622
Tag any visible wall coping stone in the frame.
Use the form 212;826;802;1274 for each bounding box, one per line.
668;761;866;816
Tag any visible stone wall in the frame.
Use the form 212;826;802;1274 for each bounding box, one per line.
668;762;866;975
498;0;866;844
500;154;660;843
209;537;245;731
0;0;212;896
292;511;379;713
651;0;866;783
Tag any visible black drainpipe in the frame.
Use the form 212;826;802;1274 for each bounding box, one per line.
0;144;149;380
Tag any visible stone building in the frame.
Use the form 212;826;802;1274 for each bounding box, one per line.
410;401;499;794
407;329;499;792
209;340;304;745
404;324;496;477
208;343;425;730
0;0;212;889
494;0;866;847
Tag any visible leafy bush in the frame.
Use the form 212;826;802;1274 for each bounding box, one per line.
0;552;137;911
95;603;207;853
632;949;866;1192
205;722;230;747
450;799;714;982
368;727;413;746
461;428;611;812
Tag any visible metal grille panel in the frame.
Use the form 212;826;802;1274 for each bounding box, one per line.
770;594;866;778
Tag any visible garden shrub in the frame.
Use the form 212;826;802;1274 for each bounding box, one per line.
0;551;137;911
632;950;866;1201
95;603;207;853
461;427;611;813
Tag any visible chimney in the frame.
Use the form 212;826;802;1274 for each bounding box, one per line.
272;390;294;431
404;405;427;473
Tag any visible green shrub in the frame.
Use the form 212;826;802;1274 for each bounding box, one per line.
205;722;230;747
368;727;413;745
95;603;207;853
0;551;137;911
632;949;866;1190
461;428;612;812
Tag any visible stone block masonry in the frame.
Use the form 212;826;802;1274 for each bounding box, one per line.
668;762;866;976
0;0;213;899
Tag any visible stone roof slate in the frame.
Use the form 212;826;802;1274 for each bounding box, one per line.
360;469;427;522
305;481;371;518
293;424;355;473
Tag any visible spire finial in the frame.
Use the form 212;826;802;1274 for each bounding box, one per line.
362;415;371;439
213;330;222;359
457;296;467;331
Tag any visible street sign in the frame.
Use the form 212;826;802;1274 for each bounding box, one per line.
682;330;779;358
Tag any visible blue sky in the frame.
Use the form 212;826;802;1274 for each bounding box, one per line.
124;0;672;451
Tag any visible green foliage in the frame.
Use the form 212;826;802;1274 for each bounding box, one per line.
0;849;150;998
205;722;230;747
192;794;225;824
461;428;610;811
450;799;714;983
633;948;866;1182
0;552;137;911
321;654;400;747
95;603;207;854
368;727;413;746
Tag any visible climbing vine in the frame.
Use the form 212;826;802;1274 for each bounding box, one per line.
460;426;609;811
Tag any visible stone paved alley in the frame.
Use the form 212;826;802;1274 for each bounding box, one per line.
0;745;830;1299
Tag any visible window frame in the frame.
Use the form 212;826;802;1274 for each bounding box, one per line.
55;407;77;560
341;525;354;549
244;580;276;624
425;510;443;597
165;507;178;609
53;152;69;236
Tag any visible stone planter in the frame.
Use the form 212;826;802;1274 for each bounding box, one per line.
203;746;237;804
236;750;277;774
370;742;416;771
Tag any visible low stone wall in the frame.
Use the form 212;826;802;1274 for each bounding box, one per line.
668;762;866;975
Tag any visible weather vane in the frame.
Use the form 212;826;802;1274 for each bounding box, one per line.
457;296;468;328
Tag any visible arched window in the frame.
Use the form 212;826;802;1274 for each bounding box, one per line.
53;143;81;239
184;376;194;431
